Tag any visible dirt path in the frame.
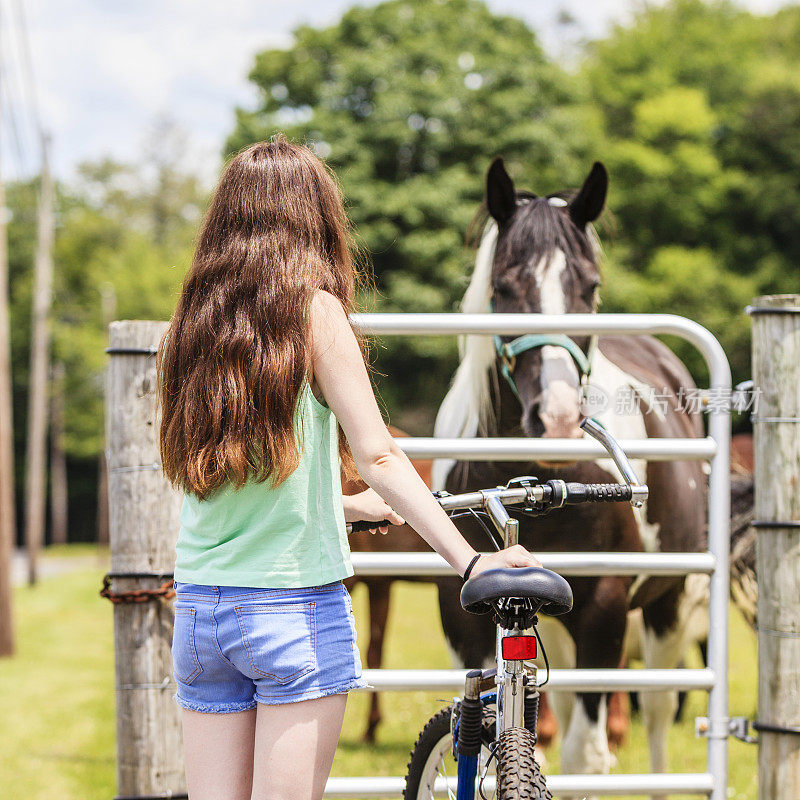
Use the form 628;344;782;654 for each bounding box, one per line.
12;548;109;587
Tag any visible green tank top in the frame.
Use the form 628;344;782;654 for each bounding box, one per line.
173;377;353;588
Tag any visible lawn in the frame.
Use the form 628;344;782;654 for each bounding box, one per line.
0;546;758;799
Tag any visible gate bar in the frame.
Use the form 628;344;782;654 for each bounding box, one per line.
359;667;715;692
351;551;715;576
396;436;716;460
353;310;730;345
324;773;714;797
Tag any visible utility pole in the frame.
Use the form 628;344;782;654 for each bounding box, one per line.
97;282;116;548
0;62;16;655
49;361;67;545
24;133;54;585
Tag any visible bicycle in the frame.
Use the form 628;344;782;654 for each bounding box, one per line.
395;418;649;800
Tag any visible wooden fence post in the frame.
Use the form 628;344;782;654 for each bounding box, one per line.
106;320;185;797
750;294;800;800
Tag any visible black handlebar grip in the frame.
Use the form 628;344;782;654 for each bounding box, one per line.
347;519;392;533
567;483;633;503
563;483;588;503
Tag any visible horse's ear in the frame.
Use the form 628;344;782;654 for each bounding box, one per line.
486;157;517;225
569;162;608;227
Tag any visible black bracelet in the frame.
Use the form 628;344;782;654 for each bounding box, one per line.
462;554;482;582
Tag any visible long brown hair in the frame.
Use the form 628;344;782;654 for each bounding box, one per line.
158;137;369;500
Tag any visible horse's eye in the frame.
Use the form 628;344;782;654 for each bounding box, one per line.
494;279;515;298
584;279;601;296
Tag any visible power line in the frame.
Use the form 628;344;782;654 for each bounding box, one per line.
9;0;42;137
0;61;29;174
4;0;36;157
0;0;45;177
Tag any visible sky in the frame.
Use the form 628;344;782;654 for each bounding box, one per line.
1;0;794;184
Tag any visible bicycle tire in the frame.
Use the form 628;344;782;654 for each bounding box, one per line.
496;726;552;800
403;704;496;800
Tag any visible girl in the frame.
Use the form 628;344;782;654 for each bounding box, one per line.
157;136;540;800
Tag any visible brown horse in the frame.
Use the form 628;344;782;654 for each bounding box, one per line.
432;158;708;797
342;426;434;742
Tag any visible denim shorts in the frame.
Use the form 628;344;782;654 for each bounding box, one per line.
171;579;370;713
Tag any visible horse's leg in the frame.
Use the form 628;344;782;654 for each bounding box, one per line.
561;693;610;800
675;573;710;722
560;577;628;800
640;581;688;800
529;616;575;772
625;607;644;715
606;679;630;748
363;578;392;743
535;615;576;744
536;693;559;748
436;577;496;669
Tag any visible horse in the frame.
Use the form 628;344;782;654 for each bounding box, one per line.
431;157;708;797
342;426;434;742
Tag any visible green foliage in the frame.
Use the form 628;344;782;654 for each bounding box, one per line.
227;0;800;413
585;0;800;387
5;122;205;540
9;127;205;462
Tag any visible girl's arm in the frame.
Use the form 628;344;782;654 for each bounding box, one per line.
309;290;540;578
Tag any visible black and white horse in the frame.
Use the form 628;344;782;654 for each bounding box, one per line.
432;158;708;797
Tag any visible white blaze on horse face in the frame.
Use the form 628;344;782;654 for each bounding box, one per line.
535;250;583;439
539;347;583;438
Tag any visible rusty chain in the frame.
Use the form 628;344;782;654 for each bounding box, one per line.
100;572;176;604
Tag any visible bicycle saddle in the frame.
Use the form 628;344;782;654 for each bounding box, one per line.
460;566;573;617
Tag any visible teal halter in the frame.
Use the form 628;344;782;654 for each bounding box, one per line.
489;300;594;403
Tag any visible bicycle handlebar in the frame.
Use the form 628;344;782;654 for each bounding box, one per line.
434;478;634;512
579;418;648;507
345;480;637;534
345;420;647;534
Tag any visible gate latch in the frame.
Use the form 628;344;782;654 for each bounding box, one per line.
695;716;757;744
698;716;800;742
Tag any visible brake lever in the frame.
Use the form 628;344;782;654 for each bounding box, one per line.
579;418;649;507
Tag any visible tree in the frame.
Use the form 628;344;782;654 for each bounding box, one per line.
227;0;600;423
583;0;800;387
6;120;206;543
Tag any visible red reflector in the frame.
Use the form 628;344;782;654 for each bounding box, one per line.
501;635;537;660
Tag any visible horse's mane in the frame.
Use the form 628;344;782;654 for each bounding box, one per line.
431;219;499;489
431;193;601;489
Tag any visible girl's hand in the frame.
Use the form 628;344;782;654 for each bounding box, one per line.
343;488;404;535
468;544;542;578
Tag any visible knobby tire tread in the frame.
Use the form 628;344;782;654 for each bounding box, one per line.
497;726;552;800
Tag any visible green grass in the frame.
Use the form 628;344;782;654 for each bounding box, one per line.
0;547;758;799
0;559;116;799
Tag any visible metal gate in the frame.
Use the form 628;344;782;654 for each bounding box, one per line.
324;312;731;800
